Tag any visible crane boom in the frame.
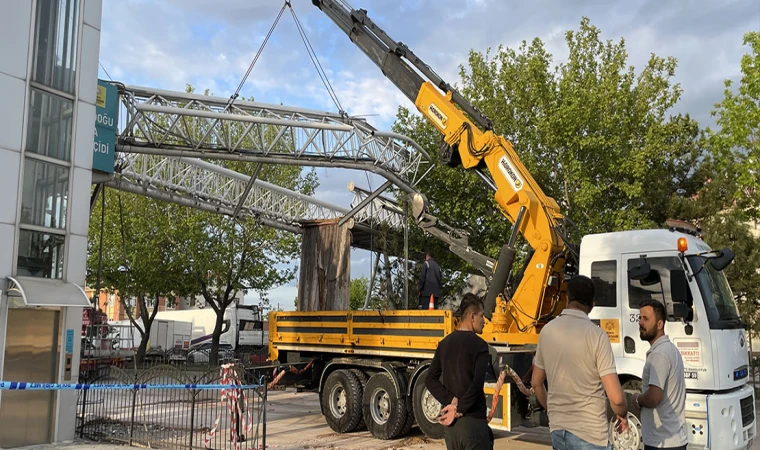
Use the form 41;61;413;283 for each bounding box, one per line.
313;0;574;342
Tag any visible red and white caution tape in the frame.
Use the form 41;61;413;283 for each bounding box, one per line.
204;363;255;450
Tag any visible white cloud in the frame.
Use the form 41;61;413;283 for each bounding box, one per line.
101;0;757;294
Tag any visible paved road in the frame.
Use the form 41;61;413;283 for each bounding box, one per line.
15;389;760;450
262;388;552;450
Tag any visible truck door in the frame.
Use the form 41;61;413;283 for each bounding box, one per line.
620;254;680;360
620;254;708;377
588;259;623;357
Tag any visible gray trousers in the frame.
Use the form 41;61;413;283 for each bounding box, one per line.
443;416;494;450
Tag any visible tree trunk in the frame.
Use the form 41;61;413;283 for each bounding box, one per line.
210;307;226;366
298;219;351;311
134;293;160;365
135;323;150;365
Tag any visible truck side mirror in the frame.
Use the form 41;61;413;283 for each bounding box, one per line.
672;303;689;320
670;269;689;304
628;260;652;281
710;248;735;271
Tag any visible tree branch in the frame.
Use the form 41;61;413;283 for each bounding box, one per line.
149;292;161;322
197;274;220;314
121;295;145;336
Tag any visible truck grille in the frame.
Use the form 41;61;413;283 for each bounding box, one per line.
740;395;754;427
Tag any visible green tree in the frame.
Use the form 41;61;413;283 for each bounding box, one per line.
699;214;760;338
349;277;369;310
171;208;299;364
393;17;707;279
88;84;319;365
709;32;760;217
87;189;196;363
681;32;760;340
146;85;318;364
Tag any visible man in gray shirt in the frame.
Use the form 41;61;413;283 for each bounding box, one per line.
634;299;688;450
531;275;628;449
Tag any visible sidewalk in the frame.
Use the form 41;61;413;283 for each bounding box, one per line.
1;443;125;450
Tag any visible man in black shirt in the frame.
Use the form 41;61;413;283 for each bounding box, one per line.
418;251;442;309
426;293;494;450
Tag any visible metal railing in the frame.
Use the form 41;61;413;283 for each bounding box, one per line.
77;364;268;450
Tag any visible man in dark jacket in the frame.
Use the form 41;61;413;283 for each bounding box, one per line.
425;293;494;449
418;251;442;309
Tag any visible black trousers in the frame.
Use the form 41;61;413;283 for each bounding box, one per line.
644;445;687;450
443;416;494;450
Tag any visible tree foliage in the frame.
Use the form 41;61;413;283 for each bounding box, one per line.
349;277;369;310
709;32;760;218
391;19;760;343
87;85;319;364
87;190;196;363
693;32;760;337
393;17;709;282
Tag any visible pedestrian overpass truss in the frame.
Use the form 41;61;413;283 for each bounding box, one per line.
116;85;432;194
107;84;426;241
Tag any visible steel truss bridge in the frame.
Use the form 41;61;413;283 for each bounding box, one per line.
106;84;433;251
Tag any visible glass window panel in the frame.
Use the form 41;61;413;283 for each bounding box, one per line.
17;230;66;279
32;0;79;94
627;257;681;309
21;159;69;230
26;88;74;161
590;260;617;307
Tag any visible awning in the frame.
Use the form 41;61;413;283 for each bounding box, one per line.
7;276;91;307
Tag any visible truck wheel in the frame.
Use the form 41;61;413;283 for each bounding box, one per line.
363;372;410;440
349;369;369;431
609;379;643;450
413;369;444;439
322;369;364;433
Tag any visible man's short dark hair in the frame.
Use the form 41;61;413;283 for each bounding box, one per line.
567;275;595;308
457;293;484;318
426;251;433;258
639;299;666;323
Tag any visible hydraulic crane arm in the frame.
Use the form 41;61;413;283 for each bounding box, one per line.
311;0;493;131
314;0;573;341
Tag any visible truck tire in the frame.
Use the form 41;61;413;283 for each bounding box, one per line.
609;379;643;450
349;369;368;431
413;369;444;439
363;372;410;440
398;394;415;438
322;369;364;433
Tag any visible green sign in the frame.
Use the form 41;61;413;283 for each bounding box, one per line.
93;79;118;173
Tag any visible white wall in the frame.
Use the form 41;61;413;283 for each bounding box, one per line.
0;0;32;396
0;0;102;442
54;0;103;442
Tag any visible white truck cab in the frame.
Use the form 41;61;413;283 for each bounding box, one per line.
236;304;268;348
583;229;755;449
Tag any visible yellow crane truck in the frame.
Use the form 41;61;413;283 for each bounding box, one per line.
267;2;756;448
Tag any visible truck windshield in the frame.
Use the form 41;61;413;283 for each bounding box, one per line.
687;256;741;328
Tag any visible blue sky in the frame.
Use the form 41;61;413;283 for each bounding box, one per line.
99;0;759;311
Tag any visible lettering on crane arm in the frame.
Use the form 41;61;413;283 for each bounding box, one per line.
427;103;448;130
498;156;524;192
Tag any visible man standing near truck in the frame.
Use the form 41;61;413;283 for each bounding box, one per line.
531;275;629;449
418;251;442;309
633;299;688;450
425;293;493;450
